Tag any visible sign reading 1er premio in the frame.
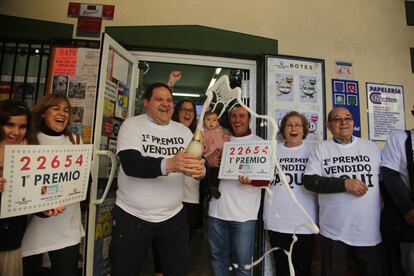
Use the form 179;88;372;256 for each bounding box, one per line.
219;141;275;180
1;144;93;218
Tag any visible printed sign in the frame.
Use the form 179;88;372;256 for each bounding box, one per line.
1;144;93;218
265;55;325;144
332;79;361;137
335;61;353;80
219;141;275;180
366;82;405;141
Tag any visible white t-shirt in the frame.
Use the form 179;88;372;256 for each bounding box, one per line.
116;114;193;222
183;176;200;204
382;129;414;190
22;133;85;257
304;137;382;246
208;133;263;222
264;142;317;234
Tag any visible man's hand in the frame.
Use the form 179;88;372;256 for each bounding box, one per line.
206;149;221;168
44;206;65;217
186;158;205;180
344;179;368;196
166;150;205;178
239;176;251;185
0;177;5;193
405;209;414;225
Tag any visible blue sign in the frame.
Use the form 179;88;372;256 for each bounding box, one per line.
331;79;361;137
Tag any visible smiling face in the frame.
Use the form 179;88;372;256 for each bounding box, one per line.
42;100;70;133
144;86;173;125
230;106;250;137
178;101;195;128
328;107;354;142
283;115;304;147
2;115;28;144
204;113;219;130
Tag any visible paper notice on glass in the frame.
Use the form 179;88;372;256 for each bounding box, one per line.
0;144;93;218
218;141;275;180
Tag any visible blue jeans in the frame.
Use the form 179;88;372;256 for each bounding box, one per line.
208;216;256;276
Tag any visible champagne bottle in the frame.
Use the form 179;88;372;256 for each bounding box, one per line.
184;130;203;176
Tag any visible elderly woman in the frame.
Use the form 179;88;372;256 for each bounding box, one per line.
263;111;318;276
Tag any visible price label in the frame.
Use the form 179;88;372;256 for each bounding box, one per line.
219;140;275;180
1;144;93;218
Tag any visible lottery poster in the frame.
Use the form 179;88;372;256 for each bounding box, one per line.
1;144;93;218
219;141;275;180
265;55;326;143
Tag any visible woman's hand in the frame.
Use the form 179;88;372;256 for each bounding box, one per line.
206;150;221;168
167;71;182;88
0;177;5;192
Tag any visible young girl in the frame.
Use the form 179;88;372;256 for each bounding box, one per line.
202;110;229;199
22;94;84;276
0;100;35;276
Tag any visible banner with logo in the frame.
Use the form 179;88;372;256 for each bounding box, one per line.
332;79;361;137
265;55;325;143
366;82;405;141
0;144;93;218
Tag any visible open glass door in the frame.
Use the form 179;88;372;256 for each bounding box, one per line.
85;33;138;276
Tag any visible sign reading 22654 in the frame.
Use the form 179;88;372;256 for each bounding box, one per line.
219;141;275;181
1;144;93;218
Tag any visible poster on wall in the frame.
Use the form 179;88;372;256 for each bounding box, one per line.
335;60;353;80
49;47;100;143
93;191;115;276
331;79;361;137
265;55;325;143
366;82;405;141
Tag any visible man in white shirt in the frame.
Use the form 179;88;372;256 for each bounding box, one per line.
303;107;383;276
208;105;264;276
109;83;206;276
381;103;414;276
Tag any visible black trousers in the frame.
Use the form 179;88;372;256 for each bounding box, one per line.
153;202;199;273
320;235;383;276
109;206;189;276
23;244;80;276
268;230;315;276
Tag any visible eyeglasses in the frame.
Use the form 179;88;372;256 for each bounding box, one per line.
330;117;353;123
285;124;303;129
179;108;194;114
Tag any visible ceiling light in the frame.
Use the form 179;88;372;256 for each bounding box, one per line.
172;92;200;98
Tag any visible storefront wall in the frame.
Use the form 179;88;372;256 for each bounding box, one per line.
1;0;413;139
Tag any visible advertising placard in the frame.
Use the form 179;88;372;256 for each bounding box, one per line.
366;83;405;141
1;144;93;218
219;141;275;180
332;79;361;137
265;55;325;143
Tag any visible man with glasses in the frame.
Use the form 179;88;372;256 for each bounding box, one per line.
303;107;383;276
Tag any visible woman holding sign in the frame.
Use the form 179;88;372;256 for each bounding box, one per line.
263;111;317;276
22;94;83;276
0;100;35;276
